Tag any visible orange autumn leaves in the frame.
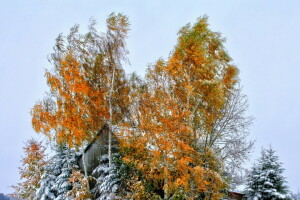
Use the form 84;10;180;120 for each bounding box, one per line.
118;16;237;198
31;14;237;199
32;13;130;147
167;16;237;138
120;56;232;198
32;53;107;146
12;139;47;199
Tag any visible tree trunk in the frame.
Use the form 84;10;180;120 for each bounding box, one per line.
82;150;90;191
163;150;169;200
108;61;116;169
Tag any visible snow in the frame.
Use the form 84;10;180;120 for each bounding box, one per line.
234;184;246;193
245;147;290;199
35;144;77;200
91;150;121;199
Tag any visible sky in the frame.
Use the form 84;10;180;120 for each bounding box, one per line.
1;0;300;195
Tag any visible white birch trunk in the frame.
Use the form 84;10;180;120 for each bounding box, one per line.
108;63;116;169
82;150;90;191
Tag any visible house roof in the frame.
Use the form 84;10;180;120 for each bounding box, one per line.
77;124;109;160
229;192;244;196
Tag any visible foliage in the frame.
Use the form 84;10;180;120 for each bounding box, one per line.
92;153;120;200
26;13;254;199
118;16;241;199
245;146;291;200
12;139;47;200
35;143;78;200
31;13;130;148
66;169;92;200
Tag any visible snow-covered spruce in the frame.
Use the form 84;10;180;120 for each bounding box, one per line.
35;143;78;200
245;146;292;200
92;153;121;200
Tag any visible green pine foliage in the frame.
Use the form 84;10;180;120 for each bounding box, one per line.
35;143;78;200
246;146;291;200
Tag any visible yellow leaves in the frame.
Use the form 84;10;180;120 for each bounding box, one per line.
121;56;226;197
31;14;235;198
175;177;188;188
107;13;130;37
67;169;92;200
153;150;161;158
12;139;47;199
117;16;234;198
223;64;238;88
122;157;131;164
31;103;56;139
59;54;90;96
186;84;193;95
125;177;162;200
32;50;119;147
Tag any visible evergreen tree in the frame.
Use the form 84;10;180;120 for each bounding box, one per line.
35;143;78;200
92;153;121;200
91;131;122;200
246;146;291;200
35;161;56;200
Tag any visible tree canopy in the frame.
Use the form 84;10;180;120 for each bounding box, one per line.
13;13;255;199
31;13;130;148
246;147;291;200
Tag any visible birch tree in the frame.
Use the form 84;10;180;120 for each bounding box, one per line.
31;13;129;167
118;16;251;199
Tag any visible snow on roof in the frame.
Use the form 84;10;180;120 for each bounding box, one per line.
234;184;247;193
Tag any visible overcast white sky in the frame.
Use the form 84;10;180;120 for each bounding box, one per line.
1;0;300;195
